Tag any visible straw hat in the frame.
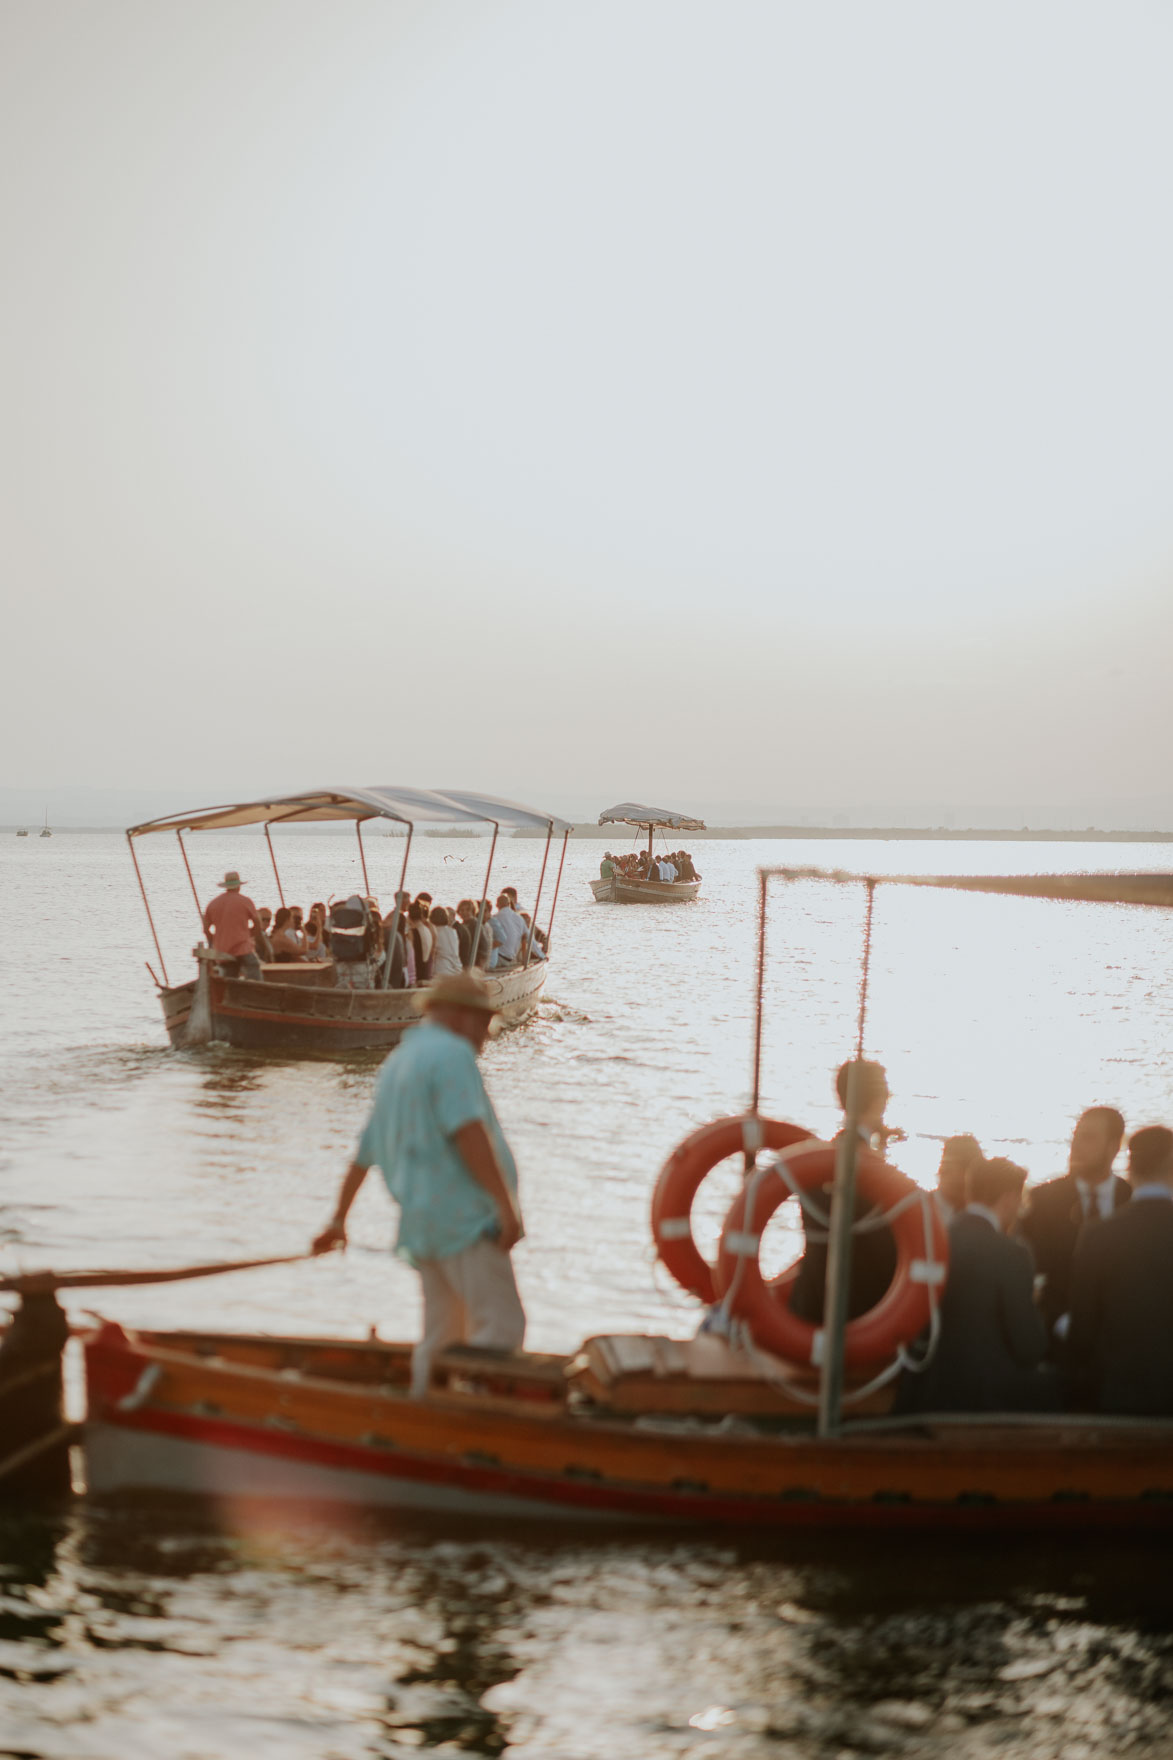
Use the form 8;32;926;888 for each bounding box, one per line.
218;871;243;890
415;972;500;1017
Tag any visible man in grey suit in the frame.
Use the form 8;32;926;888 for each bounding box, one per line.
899;1158;1057;1414
1067;1126;1173;1416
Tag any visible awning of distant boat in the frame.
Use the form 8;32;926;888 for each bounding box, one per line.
762;866;1173;909
598;802;706;831
128;787;572;837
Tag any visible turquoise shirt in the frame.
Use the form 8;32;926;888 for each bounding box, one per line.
355;1018;517;1266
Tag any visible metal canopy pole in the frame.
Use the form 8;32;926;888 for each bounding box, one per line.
126;833;170;987
750;869;768;1116
523;824;553;969
468;824;499;967
263;824;285;907
543;828;570;950
355;819;371;896
175;831;205;932
818;879;877;1440
379;824;413;989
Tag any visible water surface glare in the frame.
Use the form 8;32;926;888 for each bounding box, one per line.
3;833;1173;1757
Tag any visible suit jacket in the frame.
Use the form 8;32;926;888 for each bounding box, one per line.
788;1137;898;1325
899;1212;1053;1414
1067;1196;1173;1415
1017;1172;1131;1333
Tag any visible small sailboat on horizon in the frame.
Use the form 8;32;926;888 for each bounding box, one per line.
39;809;51;839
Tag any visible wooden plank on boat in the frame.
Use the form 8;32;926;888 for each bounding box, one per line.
570;1333;894;1418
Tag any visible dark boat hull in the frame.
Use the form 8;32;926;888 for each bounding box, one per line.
590;876;701;904
159;961;548;1052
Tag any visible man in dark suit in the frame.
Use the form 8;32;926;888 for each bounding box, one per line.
899;1158;1056;1414
1017;1106;1129;1338
1067;1126;1173;1416
789;1059;899;1324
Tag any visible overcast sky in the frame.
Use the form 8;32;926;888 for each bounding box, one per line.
4;2;1172;824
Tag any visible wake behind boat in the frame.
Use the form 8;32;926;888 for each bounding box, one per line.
591;802;704;903
127;786;571;1053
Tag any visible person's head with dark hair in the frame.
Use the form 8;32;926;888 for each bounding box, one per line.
272;907;291;931
504;887;519;907
834;1059;889;1135
967;1156;1028;1230
936;1133;983;1213
1128;1126;1173;1188
408;900;425;922
430;905;450;927
496;892;511;911
1069;1106;1126;1185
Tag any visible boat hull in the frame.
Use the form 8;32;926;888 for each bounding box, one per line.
590;877;701;905
82;1325;1173;1529
159;961;547;1052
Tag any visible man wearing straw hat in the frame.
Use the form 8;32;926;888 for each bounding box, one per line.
312;972;526;1397
202;870;265;981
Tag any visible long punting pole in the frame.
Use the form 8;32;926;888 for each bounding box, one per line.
175;831;205;931
355;819;371;896
523;824;553;969
380;823;413;989
126;833;170;987
818;878;877;1440
750;868;768;1116
543;828;570;950
263;824;285;907
469;824;499;967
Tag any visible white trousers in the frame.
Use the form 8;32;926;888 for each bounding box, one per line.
412;1237;526;1397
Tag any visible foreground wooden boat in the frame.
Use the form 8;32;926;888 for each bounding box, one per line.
82;1321;1173;1527
591;802;704;904
128;786;570;1053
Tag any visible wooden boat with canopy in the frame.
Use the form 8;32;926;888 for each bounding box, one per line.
590;803;705;903
19;866;1173;1525
126;786;572;1053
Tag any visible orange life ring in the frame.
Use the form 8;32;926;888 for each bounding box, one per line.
652;1115;814;1304
714;1138;948;1368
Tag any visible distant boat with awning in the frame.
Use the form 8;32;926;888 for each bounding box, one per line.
591;802;705;904
126;786;572;1052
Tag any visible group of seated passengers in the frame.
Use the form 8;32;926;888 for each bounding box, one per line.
788;1060;1173;1420
600;849;700;883
203;872;545;988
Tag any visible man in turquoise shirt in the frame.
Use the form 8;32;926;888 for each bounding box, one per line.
312;973;525;1396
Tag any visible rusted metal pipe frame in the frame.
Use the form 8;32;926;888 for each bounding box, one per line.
380;823;414;989
263;823;285;907
523;824;553;969
175;831;205;932
355;819;371;896
469;824;500;967
543;828;570;951
126;832;170;988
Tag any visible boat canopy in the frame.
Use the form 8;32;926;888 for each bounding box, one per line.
598;802;706;832
762;866;1173;909
129;787;571;838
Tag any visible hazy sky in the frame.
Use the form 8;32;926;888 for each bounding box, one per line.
4;2;1173;823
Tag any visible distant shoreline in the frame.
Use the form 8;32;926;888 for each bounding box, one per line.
12;823;1173;844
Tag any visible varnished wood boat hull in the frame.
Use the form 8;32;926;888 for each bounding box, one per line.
82;1325;1173;1528
590;877;701;905
159;962;547;1052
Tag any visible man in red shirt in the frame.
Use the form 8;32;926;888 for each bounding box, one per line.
203;871;264;980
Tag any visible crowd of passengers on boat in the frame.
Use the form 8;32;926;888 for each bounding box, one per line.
599;848;701;882
202;871;545;990
820;1060;1173;1421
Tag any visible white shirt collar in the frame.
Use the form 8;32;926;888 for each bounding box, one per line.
965;1202;1003;1233
1075;1176;1115;1219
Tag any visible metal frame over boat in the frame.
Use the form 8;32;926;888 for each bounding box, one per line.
127;787;572;1052
590;802;704;903
71;864;1173;1526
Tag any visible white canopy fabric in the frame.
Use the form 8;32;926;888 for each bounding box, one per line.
129;786;570;837
598;802;706;831
761;866;1173;909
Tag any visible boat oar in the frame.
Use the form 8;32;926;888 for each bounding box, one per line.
0;1252;310;1295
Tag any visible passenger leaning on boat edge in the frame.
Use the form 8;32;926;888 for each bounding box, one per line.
311;971;526;1398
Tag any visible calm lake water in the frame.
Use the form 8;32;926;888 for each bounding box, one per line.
4;831;1173;1758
